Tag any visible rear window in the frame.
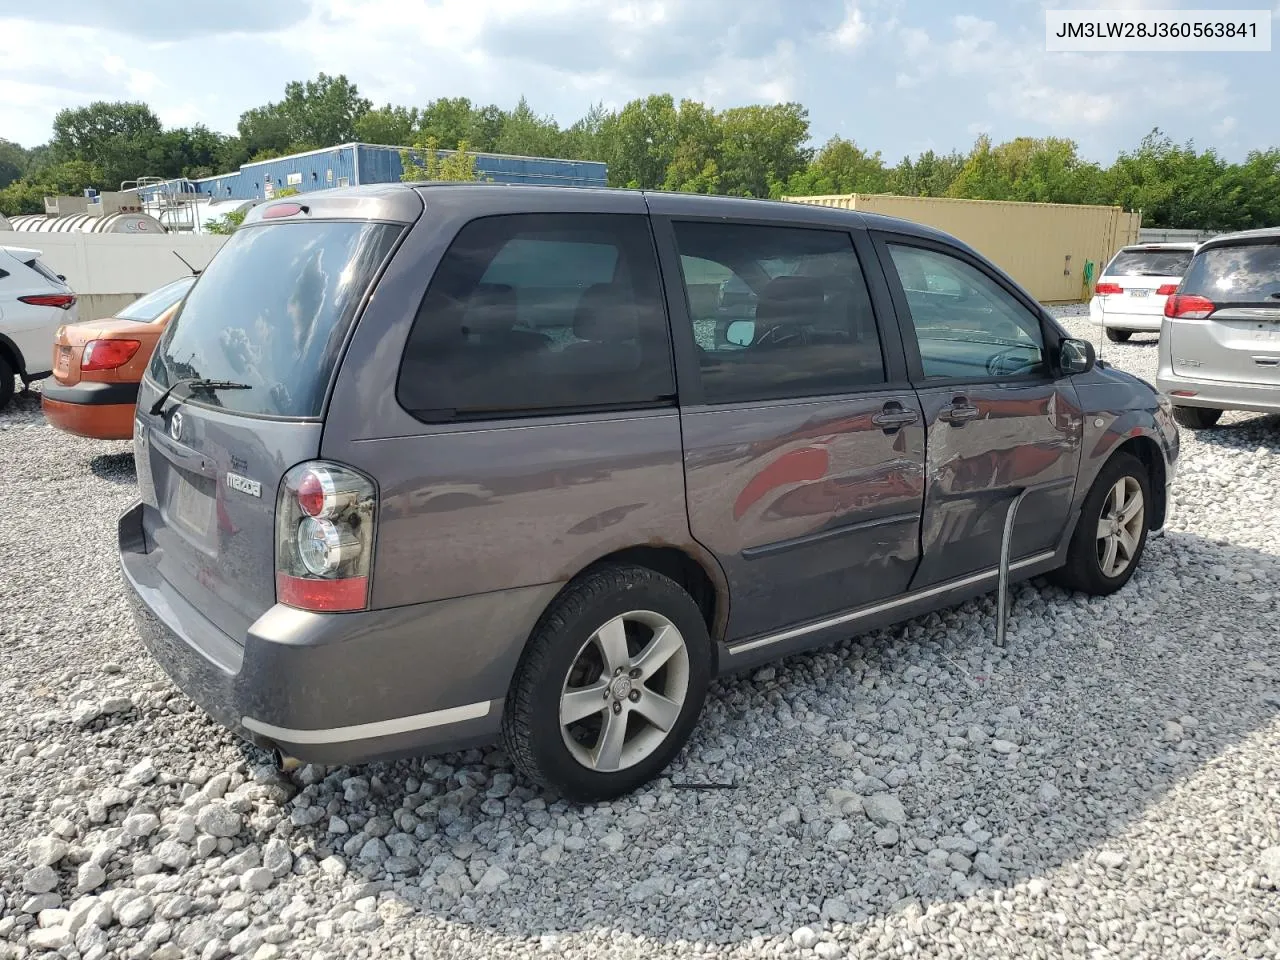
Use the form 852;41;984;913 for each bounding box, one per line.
24;257;65;287
117;277;195;322
151;220;402;418
1181;242;1280;303
1105;248;1194;277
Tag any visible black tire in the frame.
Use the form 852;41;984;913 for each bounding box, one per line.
502;564;712;802
1049;452;1151;596
0;355;14;412
1172;405;1222;429
1105;328;1132;343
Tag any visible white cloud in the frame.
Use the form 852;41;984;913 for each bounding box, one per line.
828;1;870;49
1213;116;1238;138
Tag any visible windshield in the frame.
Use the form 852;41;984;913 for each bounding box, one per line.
150;219;402;418
1181;242;1280;303
1105;248;1194;277
117;277;195;322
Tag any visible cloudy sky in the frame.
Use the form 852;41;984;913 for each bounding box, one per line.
1;0;1277;164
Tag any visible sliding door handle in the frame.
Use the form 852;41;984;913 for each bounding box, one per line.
939;400;980;425
872;403;920;433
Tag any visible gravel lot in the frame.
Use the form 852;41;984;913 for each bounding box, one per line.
3;307;1279;960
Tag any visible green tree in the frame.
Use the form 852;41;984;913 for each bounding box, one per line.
716;103;811;198
601;94;679;189
236;73;370;160
400;137;483;182
204;208;247;235
889;149;965;197
782;136;888;196
354;105;420;146
0;139;27;189
495;97;564;158
49;101;166;187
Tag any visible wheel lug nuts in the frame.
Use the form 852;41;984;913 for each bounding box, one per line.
629;668;641;679
629;690;640;702
612;701;622;715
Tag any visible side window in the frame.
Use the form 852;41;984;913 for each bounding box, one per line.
672;222;886;403
887;244;1046;380
397;213;674;420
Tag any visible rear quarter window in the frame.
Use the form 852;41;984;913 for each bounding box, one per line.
1181;242;1280;303
396;213;674;421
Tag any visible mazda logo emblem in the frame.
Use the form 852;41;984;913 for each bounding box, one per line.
169;410;184;441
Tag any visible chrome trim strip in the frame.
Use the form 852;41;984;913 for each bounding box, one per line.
242;700;493;745
741;512;920;561
728;550;1058;655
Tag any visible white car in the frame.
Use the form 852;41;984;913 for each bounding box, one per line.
1089;242;1197;343
0;245;78;410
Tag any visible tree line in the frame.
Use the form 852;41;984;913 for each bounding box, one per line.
2;72;1278;230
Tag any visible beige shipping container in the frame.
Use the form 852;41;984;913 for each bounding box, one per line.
782;193;1142;303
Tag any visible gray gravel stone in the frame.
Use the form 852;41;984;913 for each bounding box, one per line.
23;865;59;893
862;793;906;827
195;803;242;838
27;835;70;866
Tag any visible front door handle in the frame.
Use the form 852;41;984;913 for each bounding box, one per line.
939;398;981;425
872;402;920;434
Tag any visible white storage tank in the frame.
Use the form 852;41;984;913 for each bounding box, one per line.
8;212;169;234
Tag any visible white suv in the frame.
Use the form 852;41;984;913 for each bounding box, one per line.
0;245;79;410
1089;243;1197;343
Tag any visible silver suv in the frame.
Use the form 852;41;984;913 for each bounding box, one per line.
120;184;1178;801
1158;228;1280;428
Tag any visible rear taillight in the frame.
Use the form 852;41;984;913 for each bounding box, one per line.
19;293;76;310
82;339;142;371
1164;294;1215;319
276;461;376;612
1156;284;1178;296
1095;282;1123;295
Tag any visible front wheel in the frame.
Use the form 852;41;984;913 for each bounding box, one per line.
1172;406;1222;429
1049;452;1151;596
1105;328;1132;343
502;565;712;802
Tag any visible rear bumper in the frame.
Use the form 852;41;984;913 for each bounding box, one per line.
118;501;555;765
42;380;140;405
1156;371;1280;415
1094;311;1164;332
42;395;135;440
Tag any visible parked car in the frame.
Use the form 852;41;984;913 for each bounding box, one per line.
1157;227;1280;428
120;185;1179;801
1089;242;1197;342
0;244;78;410
42;276;196;440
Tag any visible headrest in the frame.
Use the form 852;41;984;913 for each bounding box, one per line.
755;275;826;326
461;283;517;336
573;284;638;342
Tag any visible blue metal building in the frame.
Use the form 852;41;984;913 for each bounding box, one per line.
142;143;609;205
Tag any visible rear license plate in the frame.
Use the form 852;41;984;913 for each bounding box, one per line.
1129;289;1150;298
56;346;71;371
171;474;214;537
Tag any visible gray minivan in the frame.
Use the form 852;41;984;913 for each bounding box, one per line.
120;184;1179;800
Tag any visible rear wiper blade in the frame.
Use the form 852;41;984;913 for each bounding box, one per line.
149;378;252;415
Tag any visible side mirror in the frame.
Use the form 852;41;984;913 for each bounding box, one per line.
725;319;755;347
1059;337;1095;376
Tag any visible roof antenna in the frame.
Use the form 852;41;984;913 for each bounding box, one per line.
172;250;201;277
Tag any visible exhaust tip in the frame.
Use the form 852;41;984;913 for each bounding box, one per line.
272;748;303;774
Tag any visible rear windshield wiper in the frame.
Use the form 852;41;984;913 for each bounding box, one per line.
149;378;252;415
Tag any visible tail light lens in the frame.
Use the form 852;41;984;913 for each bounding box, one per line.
1095;282;1123;295
1156;284;1178;296
82;339;142;371
1164;294;1215;319
19;293;77;310
276;461;376;612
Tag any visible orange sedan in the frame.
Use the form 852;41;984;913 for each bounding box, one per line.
42;276;196;440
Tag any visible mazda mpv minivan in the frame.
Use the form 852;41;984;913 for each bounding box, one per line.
120;184;1178;800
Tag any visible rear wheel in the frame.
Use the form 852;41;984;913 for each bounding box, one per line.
1172;405;1222;429
0;356;14;411
1049;452;1151;596
502;564;712;802
1105;328;1132;343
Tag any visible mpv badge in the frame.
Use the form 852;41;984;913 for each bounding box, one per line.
226;472;262;498
168;411;183;441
